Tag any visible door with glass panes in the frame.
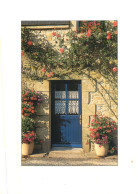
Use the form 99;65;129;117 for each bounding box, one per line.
51;80;82;147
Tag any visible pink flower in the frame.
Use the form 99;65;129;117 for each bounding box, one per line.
86;32;91;37
113;67;117;72
99;145;102;148
107;35;111;40
36;91;41;94
41;68;46;72
50;72;54;76
88;29;92;34
28;41;33;46
59;48;64;53
52;32;56;36
21;51;24;56
113;21;117;27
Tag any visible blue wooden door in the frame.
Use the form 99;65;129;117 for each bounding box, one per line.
51;80;82;147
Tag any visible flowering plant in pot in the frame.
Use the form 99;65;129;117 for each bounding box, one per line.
21;117;36;155
87;115;117;156
22;89;43;106
21;102;35;117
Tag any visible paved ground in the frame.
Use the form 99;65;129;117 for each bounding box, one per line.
21;148;118;166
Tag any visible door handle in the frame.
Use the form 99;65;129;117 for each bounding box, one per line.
79;115;82;125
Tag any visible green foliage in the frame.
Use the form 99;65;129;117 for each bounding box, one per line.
22;117;36;133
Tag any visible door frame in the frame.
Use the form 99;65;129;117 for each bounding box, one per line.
51;80;82;148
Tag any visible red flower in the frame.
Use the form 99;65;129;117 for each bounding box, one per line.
28;108;32;112
28;102;33;105
21;51;24;56
107;32;111;36
28;41;33;46
96;22;100;26
50;72;54;76
21;110;24;114
48;74;51;78
31;107;34;109
106;130;111;133
106;35;111;40
96;133;100;137
112;147;115;151
114;127;117;130
86;32;91;37
113;21;117;27
66;38;68;41
57;34;60;38
31;110;35;113
25;92;28;95
114;31;117;34
23;107;26;110
113;67;117;72
59;48;64;53
30;97;34;101
34;98;37;101
107;125;110;128
41;68;46;72
21;39;23;43
52;32;56;36
25;134;28;137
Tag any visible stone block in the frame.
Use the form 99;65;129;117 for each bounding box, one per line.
82;79;96;92
34;80;50;91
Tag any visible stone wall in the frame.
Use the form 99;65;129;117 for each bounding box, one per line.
21;21;118;153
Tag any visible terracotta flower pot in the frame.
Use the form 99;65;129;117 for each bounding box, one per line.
22;142;34;155
95;143;109;157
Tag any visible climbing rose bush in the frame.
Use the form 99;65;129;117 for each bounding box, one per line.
21;20;117;80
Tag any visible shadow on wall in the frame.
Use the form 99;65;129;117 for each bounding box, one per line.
34;92;51;153
21;80;51;153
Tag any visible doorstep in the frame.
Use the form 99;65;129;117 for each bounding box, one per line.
22;148;118;160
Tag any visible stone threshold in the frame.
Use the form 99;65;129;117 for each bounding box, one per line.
22;150;118;160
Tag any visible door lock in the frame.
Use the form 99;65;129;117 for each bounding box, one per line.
79;115;82;125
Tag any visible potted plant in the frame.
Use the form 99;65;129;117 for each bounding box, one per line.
21;117;36;155
87;115;117;156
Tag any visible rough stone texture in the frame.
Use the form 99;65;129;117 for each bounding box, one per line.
21;148;118;166
21;21;118;153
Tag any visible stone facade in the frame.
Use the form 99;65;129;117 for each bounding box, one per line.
21;21;118;153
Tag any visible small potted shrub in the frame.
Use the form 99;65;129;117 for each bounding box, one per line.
87;115;117;156
21;117;36;155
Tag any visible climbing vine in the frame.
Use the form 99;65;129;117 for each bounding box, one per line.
21;20;118;118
